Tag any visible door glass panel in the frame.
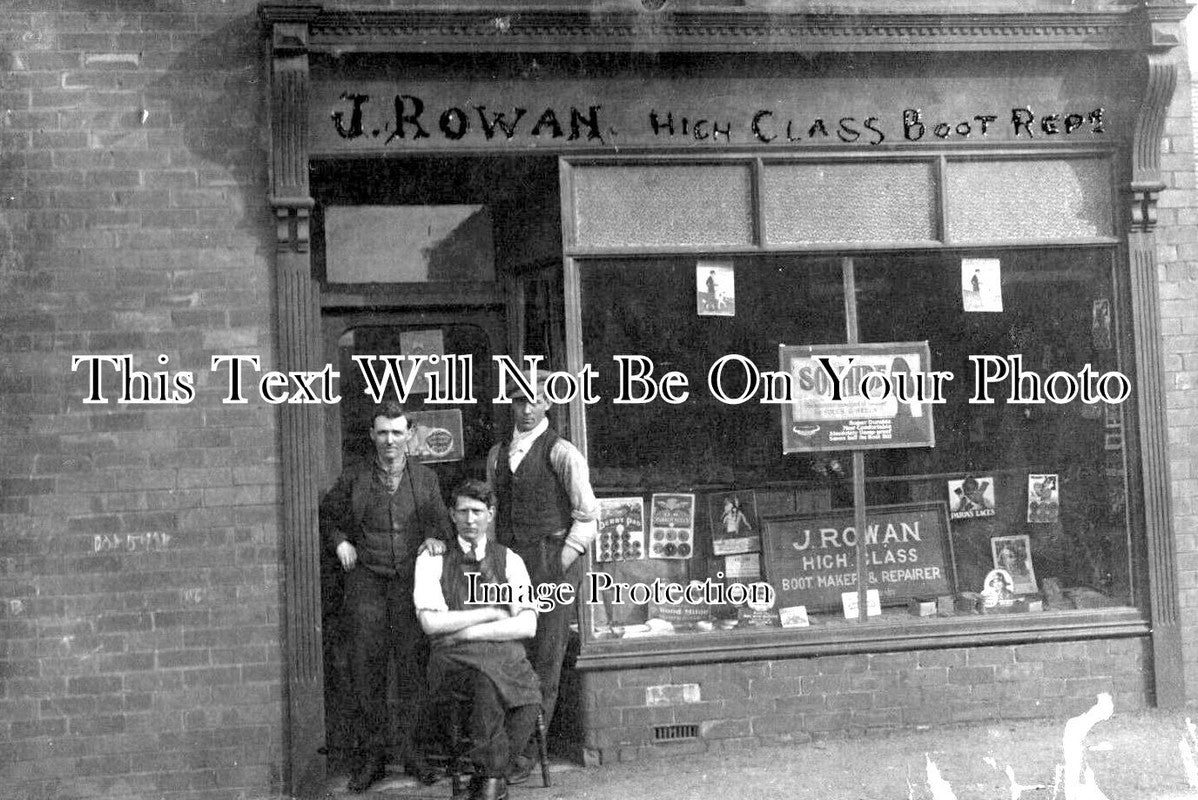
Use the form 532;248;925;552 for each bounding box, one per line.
324;205;496;283
335;323;496;488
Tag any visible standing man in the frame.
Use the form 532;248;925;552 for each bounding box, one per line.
487;371;598;784
413;480;542;800
320;401;452;793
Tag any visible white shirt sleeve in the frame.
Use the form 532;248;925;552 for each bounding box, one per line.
505;548;538;615
413;553;447;613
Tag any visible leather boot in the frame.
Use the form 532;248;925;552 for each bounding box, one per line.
505;755;533;785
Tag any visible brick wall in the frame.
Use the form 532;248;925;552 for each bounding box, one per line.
579;639;1154;764
0;4;284;799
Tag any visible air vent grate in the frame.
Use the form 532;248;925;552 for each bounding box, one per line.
653;724;699;742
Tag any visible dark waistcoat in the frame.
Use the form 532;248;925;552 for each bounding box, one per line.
494;430;573;550
440;541;510;612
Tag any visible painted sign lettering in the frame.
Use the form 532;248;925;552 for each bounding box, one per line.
762;502;955;611
323;91;1106;149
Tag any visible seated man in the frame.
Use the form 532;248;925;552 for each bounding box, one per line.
413;480;542;800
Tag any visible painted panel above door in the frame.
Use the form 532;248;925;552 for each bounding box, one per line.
308;52;1133;156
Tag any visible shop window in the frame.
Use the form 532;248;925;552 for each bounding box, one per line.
576;248;1136;643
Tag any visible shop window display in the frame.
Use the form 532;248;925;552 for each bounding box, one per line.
576;249;1136;640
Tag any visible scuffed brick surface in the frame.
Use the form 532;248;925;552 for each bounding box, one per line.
0;4;283;799
579;639;1153;763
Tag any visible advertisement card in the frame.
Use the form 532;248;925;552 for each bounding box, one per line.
779;341;935;453
708;490;761;555
696;259;735;316
1027;474;1060;523
991;534;1037;595
841;589;882;619
404;409;464;463
961;257;1003;312
724;552;761;579
649;493;695;559
594;497;646;564
778;605;811;628
946;475;996;520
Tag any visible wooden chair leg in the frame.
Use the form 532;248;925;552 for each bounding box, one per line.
535;709;551;788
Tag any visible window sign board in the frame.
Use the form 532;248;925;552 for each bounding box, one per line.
762;502;955;612
779;341;936;453
405;409;464;463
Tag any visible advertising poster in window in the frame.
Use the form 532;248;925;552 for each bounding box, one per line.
707;490;761;555
594;497;646;564
946;475;996;520
762;501;954;612
649;493;695;560
404;408;463;463
991;534;1037;595
696;260;735;316
779;341;936;453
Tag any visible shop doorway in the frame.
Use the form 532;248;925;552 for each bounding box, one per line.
318;311;506;769
310;154;574;771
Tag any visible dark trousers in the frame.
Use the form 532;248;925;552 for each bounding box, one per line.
436;667;539;778
345;567;427;763
515;539;582;760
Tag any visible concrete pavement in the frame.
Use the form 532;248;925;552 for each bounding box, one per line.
318;699;1198;799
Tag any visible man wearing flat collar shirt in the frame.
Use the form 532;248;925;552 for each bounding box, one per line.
413;480;541;800
486;370;598;785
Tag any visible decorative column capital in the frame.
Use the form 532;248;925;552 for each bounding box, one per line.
271;197;316;253
1126;49;1178;233
259;3;322;54
263;4;314;249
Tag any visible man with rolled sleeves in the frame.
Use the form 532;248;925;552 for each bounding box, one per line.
320;401;452;793
486;371;598;783
413;479;541;800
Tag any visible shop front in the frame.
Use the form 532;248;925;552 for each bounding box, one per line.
259;2;1188;789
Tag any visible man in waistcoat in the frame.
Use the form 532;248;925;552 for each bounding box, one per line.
320;401;453;793
486;370;598;784
413;480;541;800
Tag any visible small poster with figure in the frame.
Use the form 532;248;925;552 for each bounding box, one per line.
990;534;1037;594
946;475;996;520
708;490;761;555
1027;474;1060;523
980;568;1016;608
961;258;1003;312
649;493;695;560
696;260;735;317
